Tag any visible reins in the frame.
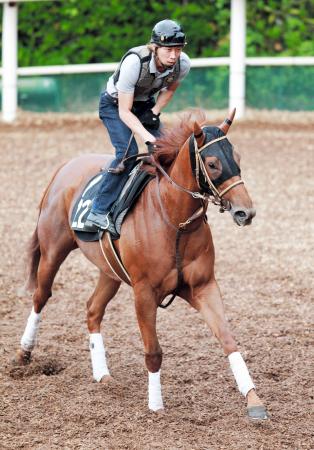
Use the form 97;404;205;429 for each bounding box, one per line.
107;132;135;174
132;135;244;212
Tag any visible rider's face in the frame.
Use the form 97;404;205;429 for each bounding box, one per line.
156;46;182;68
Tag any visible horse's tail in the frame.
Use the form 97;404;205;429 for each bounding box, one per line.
20;163;67;296
23;226;41;293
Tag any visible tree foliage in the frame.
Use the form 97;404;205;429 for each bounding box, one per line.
0;0;312;66
246;0;314;56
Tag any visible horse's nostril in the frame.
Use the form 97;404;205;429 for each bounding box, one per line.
235;210;247;219
232;208;255;226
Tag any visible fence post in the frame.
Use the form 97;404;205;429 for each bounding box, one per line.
2;2;18;122
229;0;246;118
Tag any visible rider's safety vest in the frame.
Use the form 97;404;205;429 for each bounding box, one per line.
113;45;181;98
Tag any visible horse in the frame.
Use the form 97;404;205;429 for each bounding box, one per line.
16;109;268;420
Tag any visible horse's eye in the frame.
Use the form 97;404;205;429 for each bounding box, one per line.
208;162;216;169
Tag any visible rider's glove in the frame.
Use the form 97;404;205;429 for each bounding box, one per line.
145;141;157;154
139;109;160;130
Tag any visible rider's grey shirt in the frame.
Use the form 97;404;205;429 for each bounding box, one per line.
106;52;191;101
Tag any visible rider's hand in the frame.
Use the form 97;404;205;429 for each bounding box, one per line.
145;141;159;154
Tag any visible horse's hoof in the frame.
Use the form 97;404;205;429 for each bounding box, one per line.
149;407;165;415
12;349;32;366
247;405;269;420
154;408;165;415
99;375;114;385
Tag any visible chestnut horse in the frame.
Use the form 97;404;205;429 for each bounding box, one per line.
17;110;268;420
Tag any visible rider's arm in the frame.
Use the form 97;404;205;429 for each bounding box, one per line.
151;81;180;115
118;92;156;143
117;54;156;143
152;52;191;115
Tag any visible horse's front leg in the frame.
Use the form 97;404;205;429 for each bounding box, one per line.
189;278;269;420
133;283;164;413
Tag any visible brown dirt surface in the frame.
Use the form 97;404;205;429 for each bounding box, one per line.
1;110;313;450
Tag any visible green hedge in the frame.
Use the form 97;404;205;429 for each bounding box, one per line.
0;0;313;66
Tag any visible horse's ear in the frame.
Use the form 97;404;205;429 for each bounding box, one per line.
193;121;205;147
218;108;236;135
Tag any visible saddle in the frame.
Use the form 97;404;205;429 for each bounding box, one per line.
71;162;155;242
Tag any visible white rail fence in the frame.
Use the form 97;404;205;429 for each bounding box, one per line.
1;56;314;119
1;56;313;78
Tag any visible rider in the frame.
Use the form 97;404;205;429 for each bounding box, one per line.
85;19;191;232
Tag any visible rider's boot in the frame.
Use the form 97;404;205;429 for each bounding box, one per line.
85;211;117;236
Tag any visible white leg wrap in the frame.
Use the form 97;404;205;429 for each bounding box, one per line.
148;370;164;411
89;333;110;382
20;307;41;351
228;351;255;397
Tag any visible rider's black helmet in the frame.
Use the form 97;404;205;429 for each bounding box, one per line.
151;19;186;47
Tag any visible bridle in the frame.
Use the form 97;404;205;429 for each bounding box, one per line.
153;133;244;218
192;134;244;212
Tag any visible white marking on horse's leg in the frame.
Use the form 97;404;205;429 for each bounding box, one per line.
228;351;255;396
89;333;110;382
20;307;41;351
148;370;164;411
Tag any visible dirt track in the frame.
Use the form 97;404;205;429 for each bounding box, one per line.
1;111;313;449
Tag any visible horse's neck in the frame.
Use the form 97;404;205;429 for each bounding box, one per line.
159;144;201;224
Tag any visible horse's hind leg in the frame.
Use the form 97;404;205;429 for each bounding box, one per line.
188;278;269;420
16;236;74;365
86;271;121;383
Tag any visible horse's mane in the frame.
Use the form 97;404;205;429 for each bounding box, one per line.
154;109;208;167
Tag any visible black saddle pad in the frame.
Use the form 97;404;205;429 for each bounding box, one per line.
71;163;154;242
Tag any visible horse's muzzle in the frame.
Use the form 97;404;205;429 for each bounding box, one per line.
230;206;256;226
